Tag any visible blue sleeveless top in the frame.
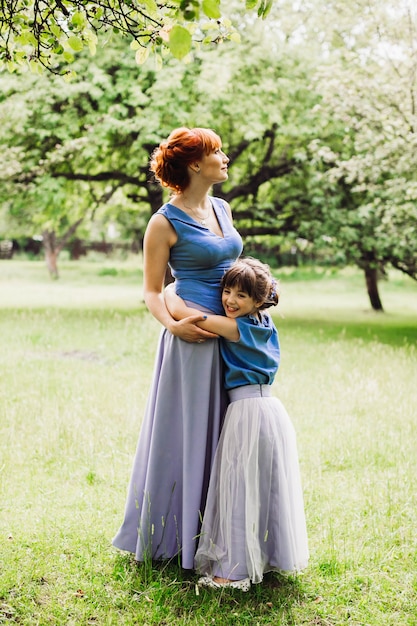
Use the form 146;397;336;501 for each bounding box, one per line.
158;197;243;314
221;313;280;390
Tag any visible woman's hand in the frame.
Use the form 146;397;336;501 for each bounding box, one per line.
170;314;219;342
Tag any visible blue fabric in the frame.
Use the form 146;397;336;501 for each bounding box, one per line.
221;313;280;390
158;197;243;315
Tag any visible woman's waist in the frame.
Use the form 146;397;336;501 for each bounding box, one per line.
183;299;219;315
175;279;223;314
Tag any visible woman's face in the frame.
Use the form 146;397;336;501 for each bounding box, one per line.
197;148;229;184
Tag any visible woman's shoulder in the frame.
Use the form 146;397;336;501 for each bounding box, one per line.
145;209;177;243
155;202;186;223
156;201;175;215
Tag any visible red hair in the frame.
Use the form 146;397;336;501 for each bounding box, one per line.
149;127;222;192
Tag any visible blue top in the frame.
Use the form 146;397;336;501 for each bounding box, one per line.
221;313;280;390
158;197;243;314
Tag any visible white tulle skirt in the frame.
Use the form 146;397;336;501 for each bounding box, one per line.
194;384;309;584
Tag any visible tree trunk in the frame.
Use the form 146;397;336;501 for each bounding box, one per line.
41;218;85;279
148;184;164;215
364;265;384;311
42;230;59;279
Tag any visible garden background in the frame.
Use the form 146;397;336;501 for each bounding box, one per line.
1;1;416;624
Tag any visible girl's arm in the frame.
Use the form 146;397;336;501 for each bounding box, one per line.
165;284;239;342
143;214;217;342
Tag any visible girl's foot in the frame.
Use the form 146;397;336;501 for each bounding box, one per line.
213;576;233;584
197;574;251;591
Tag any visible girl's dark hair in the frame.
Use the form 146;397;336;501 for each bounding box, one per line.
221;257;279;310
149;127;222;192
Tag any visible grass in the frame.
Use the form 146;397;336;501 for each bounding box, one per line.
0;257;416;625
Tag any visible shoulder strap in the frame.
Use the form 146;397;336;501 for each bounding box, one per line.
210;196;226;211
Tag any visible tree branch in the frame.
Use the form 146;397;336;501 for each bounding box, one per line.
56;216;85;253
220;161;295;202
50;170;145;186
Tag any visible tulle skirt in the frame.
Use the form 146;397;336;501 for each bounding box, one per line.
194;384;309;584
112;326;227;570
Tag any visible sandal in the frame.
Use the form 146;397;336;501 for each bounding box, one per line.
197;574;251;592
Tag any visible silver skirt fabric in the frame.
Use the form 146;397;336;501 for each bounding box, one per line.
194;386;309;583
112;328;227;569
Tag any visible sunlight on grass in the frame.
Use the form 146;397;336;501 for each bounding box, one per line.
0;259;416;625
278;266;417;319
0;258;144;309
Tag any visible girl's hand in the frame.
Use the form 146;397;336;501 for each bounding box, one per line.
170;314;219;342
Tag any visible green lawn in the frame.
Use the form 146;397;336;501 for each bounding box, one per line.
0;258;416;625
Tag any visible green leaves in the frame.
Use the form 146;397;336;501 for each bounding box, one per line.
141;0;158;15
245;0;272;15
71;11;86;29
168;25;192;60
259;0;274;18
202;0;221;19
134;46;150;65
67;36;84;52
0;0;272;74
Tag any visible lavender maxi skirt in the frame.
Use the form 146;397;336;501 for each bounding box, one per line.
112;327;227;570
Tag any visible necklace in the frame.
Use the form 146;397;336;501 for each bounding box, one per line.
182;197;211;226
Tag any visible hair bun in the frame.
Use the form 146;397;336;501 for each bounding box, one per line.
263;278;279;309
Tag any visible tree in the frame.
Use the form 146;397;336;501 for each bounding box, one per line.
0;47;137;276
253;0;417;310
0;28;315;276
0;0;272;74
305;0;417;309
2;0;416;311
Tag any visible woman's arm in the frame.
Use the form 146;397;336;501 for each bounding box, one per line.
165;284;239;342
143;214;217;342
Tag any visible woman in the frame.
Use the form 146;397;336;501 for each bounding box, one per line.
112;127;243;569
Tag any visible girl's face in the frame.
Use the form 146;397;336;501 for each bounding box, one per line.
222;285;261;319
197;148;229;184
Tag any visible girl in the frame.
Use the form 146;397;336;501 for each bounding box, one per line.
165;257;309;590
